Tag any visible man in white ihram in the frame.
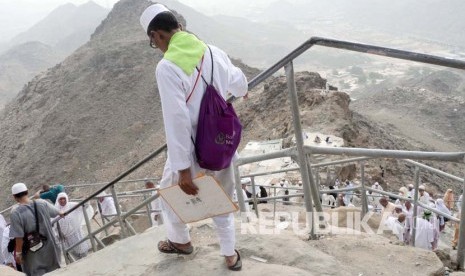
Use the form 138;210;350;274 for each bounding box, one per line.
140;4;247;271
383;213;406;242
418;185;431;204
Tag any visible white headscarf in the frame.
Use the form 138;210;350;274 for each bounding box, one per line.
435;199;451;216
0;214;6;249
55;192;83;236
0;214;6;229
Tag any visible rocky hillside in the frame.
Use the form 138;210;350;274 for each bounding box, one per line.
186;0;465;47
156;0;302;68
0;0;258;209
10;1;109;54
0;1;109;110
0;41;62;108
352;69;465;151
236;71;463;195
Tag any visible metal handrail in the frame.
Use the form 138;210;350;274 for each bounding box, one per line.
247;36;465;90
65;177;160;189
11;36;463;218
405;159;464;182
235;33;465;257
19;36;465;267
304;146;465;163
236;150;464;226
240;156;374;178
63;192;160;255
58;144;166;218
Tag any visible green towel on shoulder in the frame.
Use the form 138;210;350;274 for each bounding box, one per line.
164;31;207;75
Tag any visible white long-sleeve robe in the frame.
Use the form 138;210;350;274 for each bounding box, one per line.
384;216;404;242
414;218;434;250
156;45;248;173
1;226;15;267
155;44;247;256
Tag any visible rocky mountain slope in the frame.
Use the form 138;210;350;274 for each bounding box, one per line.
156;0;302;68
0;41;62;108
352;69;465;151
237;71;463;195
183;0;465;47
10;1;109;54
0;1;109;110
0;0;258;209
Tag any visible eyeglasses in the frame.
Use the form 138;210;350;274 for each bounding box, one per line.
149;33;157;49
149;40;157;49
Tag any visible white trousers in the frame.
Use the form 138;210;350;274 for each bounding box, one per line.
159;159;236;256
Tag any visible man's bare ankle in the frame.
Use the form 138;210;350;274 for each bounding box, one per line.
172;241;191;248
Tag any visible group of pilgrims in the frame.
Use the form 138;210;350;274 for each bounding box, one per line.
322;180;462;251
2;177;462;274
377;184;461;251
238;175;462;251
0;183;121;275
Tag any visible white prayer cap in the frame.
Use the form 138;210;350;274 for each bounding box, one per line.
418;185;425;190
140;3;170;34
374;182;379;186
97;191;108;198
408;184;414;188
12;183;28;195
241;177;251;184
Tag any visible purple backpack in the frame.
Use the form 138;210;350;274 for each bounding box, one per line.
187;46;242;171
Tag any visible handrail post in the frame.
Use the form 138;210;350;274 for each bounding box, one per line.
456;171;465;269
97;199;109;236
305;155;324;214
360;161;368;216
56;222;71;265
411;166;420;247
233;163;247;221
284;61;320;239
251;177;259;218
82;204;97;252
273;186;277;222
124;219;137;235
144;193;153;227
110;186;127;238
315;168;319;187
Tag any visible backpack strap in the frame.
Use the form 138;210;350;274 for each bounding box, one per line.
33;200;40;233
186;46;214;102
190;46;214;147
185;54;205;103
24;200;40;234
208;46;214;85
196;46;214;86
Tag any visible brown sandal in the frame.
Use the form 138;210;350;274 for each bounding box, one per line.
227;249;242;271
158;240;193;255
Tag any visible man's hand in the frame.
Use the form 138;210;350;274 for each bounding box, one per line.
178;168;199;195
15;238;23;265
33;190;41;199
15;253;22;265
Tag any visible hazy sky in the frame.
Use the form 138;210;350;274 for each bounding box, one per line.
0;0;257;43
0;0;119;42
